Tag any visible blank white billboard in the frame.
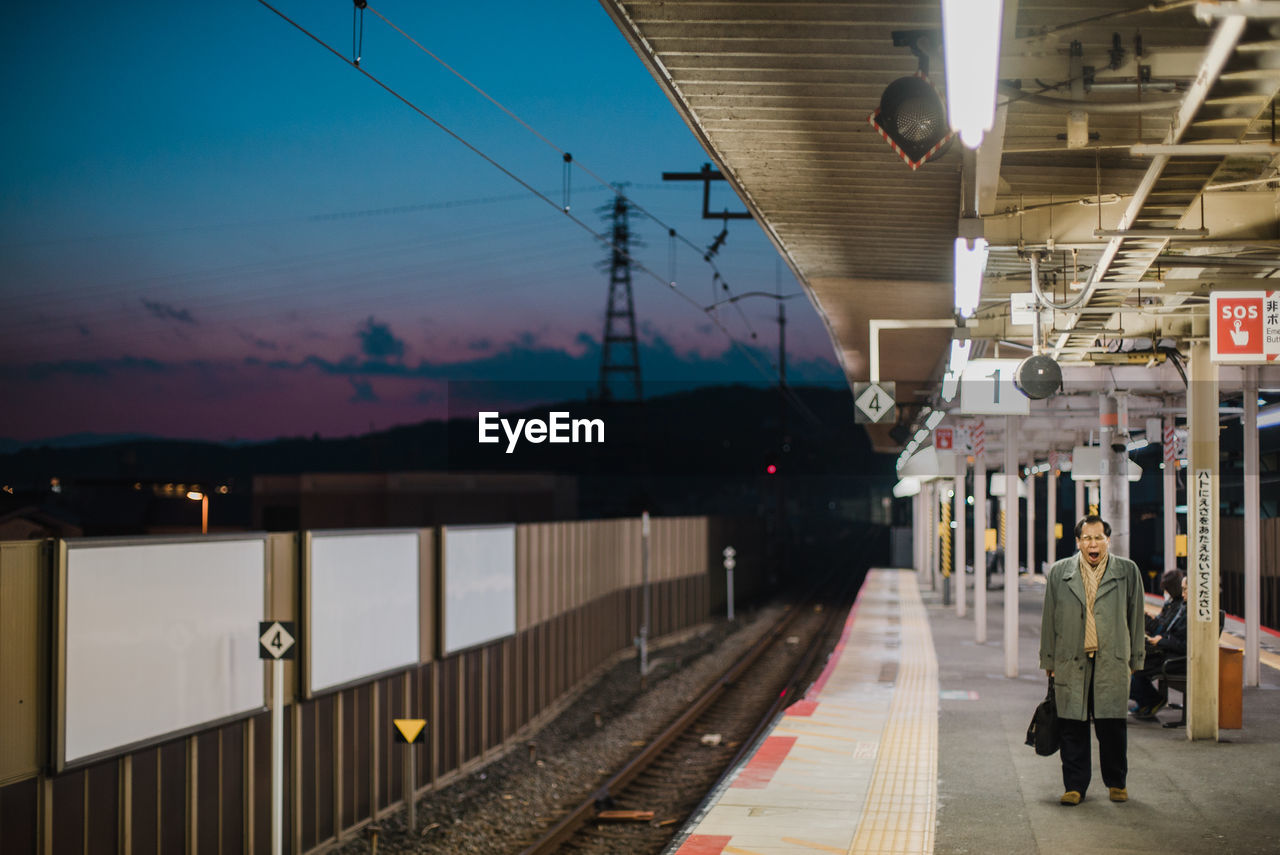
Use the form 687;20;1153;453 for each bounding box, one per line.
442;525;516;654
307;530;420;694
62;537;266;766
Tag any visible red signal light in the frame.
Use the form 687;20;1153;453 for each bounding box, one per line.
766;464;777;474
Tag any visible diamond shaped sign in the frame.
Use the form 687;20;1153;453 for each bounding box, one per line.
853;382;896;424
258;621;297;660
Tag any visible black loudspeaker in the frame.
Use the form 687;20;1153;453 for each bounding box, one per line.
868;73;953;170
1014;355;1063;400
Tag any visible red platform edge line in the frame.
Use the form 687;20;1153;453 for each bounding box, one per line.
731;735;797;789
674;834;733;855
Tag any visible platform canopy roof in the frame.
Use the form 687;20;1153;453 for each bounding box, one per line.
599;0;1280;454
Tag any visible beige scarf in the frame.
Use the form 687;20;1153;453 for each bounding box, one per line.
1080;554;1109;653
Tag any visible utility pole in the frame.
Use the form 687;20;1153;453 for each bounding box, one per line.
599;193;642;401
705;288;799;578
775;293;789;578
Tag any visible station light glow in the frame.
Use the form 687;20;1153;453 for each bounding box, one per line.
942;0;1003;149
954;237;989;318
941;338;971;402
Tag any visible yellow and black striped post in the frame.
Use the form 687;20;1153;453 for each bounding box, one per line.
940;497;952;578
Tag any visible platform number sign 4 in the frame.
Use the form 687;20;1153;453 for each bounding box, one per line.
258;621;297;660
958;359;1030;415
853;381;896;424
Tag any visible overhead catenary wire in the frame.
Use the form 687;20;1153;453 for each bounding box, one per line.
359;2;759;319
254;0;788;391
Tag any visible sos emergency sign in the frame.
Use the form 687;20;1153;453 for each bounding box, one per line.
1210;292;1280;363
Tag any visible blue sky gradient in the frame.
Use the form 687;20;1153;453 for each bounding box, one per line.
1;1;843;443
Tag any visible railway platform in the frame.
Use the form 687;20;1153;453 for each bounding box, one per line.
667;568;1280;855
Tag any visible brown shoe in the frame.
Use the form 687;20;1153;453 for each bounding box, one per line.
1060;791;1082;805
1109;787;1128;802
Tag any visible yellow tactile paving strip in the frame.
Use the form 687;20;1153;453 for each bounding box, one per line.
846;571;937;855
672;569;938;855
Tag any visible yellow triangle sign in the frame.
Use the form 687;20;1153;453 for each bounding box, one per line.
393;718;427;744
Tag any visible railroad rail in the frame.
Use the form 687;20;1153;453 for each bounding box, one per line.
514;573;860;855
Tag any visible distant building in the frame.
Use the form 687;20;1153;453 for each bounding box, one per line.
252;471;578;530
0;506;83;540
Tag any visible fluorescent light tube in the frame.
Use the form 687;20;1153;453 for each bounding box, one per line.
926;410;946;430
942;0;1003;149
942;336;972;402
954;237;989;318
942;372;961;402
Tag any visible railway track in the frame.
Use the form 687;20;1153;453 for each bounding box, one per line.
514;578;857;855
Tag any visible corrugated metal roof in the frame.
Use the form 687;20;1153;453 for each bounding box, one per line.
601;0;1280;448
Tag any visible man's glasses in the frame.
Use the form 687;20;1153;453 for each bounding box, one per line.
1078;535;1108;543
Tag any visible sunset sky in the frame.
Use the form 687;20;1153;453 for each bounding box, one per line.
1;0;843;445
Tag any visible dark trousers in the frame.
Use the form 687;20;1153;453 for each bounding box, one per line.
1130;648;1183;707
1059;656;1127;795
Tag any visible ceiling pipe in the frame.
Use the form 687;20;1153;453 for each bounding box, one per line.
1050;12;1249;360
1132;143;1280;156
1031;250;1095;312
998;82;1181;113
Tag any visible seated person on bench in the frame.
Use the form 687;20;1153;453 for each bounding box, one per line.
1145;569;1184;636
1130;573;1187;719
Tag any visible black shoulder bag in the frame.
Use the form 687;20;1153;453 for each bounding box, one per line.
1025;676;1060;756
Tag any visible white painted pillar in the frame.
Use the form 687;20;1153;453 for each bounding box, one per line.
1100;394;1131;558
955;455;968;618
974;447;988;643
1188;336;1219;741
1025;472;1036;575
927;482;938;590
1004;416;1020;678
1075;478;1086;522
916;491;928;575
1046;462;1058;566
1243;366;1261;688
1163;413;1178;577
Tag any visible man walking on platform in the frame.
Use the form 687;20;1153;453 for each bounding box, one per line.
1039;514;1146;805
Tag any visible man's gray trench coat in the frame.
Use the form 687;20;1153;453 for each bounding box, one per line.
1039;553;1146;720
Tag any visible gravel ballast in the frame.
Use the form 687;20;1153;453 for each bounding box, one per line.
333;604;785;855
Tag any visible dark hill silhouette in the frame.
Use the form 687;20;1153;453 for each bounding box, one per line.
1;385;887;484
0;385;895;538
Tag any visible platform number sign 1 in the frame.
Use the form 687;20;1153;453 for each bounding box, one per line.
853;381;897;424
958;359;1030;415
259;621;296;660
